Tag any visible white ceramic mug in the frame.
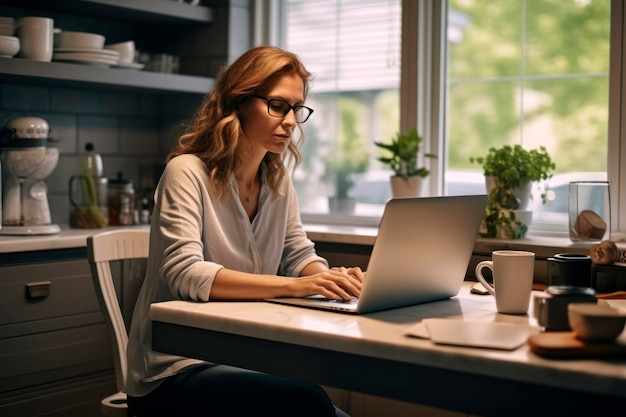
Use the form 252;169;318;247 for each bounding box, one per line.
16;17;53;62
475;250;535;314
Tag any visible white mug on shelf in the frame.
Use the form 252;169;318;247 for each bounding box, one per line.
475;250;535;315
16;16;54;62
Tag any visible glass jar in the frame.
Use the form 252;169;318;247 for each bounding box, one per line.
108;172;134;226
69;174;108;228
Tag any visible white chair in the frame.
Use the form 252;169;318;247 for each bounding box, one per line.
87;229;150;417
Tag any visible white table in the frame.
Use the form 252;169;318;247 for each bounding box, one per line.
151;282;626;416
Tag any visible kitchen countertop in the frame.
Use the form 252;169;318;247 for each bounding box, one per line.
150;282;626;415
0;223;597;256
0;224;379;254
0;225;149;253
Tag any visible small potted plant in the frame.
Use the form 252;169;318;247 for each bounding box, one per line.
470;144;556;238
324;131;369;213
374;128;437;198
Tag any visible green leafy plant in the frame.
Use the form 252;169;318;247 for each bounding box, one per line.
374;128;437;179
325;160;369;199
470;145;556;238
324;102;369;199
470;144;555;201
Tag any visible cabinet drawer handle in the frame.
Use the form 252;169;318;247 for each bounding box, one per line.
26;281;52;299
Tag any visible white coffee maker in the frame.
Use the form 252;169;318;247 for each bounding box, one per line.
0;117;60;235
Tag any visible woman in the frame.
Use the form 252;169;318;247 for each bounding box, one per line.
126;45;364;417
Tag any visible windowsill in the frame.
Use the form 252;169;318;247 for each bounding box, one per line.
304;223;608;259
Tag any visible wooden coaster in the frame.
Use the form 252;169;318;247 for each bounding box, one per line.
528;332;626;359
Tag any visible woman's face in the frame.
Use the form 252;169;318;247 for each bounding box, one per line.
239;72;305;156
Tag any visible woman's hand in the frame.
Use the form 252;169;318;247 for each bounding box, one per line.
292;266;365;301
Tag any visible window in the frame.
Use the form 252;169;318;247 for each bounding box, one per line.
445;0;611;236
261;0;625;237
283;0;401;220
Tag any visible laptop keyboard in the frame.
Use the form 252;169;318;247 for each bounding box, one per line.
305;295;359;304
327;296;358;304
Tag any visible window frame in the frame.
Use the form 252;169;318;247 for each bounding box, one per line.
256;0;626;238
608;0;626;238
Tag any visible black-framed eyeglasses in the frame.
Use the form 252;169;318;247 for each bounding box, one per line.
251;94;314;124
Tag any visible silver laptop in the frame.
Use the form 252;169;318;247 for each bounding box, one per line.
267;195;488;314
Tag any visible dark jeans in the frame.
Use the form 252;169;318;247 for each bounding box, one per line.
128;364;350;417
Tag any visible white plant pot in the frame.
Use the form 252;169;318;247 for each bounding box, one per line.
390;175;421;198
485;176;532;209
328;197;356;213
483;177;534;239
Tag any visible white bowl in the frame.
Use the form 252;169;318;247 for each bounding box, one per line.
54;31;105;50
105;40;135;63
0;35;19;57
568;303;626;342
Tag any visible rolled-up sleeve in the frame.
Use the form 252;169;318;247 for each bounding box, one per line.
156;155;223;301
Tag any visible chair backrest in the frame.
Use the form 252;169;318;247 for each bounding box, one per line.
87;229;150;392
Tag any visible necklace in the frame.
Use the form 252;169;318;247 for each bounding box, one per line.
240;191;253;204
238;173;260;204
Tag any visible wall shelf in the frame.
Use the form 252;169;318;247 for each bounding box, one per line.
2;0;213;24
0;0;216;94
0;58;214;94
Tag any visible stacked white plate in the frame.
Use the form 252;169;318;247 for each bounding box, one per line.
114;60;144;70
53;47;120;67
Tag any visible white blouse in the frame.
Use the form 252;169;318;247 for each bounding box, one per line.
126;154;327;396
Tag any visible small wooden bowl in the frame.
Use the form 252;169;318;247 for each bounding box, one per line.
568;303;626;342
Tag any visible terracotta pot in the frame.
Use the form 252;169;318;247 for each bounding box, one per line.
390;175;421;198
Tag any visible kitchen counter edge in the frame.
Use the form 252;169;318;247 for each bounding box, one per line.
0;224;601;257
0;225;150;253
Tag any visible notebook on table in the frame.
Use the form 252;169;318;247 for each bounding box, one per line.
266;194;488;314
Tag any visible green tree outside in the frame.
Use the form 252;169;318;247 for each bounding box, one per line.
448;0;610;174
